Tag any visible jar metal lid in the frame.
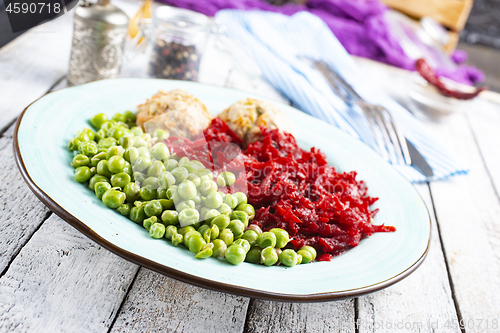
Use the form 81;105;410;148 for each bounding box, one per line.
154;6;212;37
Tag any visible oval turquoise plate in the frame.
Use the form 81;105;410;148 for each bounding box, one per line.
14;78;430;302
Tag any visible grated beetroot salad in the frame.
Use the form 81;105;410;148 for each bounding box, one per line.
167;118;395;261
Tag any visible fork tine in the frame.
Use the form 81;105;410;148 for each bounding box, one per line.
380;107;412;165
377;106;405;165
358;103;389;162
371;106;399;164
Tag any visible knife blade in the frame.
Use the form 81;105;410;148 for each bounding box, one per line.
406;139;434;177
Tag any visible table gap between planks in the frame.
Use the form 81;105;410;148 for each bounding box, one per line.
1;1;499;332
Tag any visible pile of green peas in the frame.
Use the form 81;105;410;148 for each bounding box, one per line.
68;111;315;267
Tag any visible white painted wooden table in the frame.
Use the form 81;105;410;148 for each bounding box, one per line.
1;1;500;332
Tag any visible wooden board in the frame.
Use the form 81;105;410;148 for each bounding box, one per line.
357;184;461;333
381;0;474;31
0;214;139;332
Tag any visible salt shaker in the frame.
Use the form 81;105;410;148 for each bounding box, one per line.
67;0;129;86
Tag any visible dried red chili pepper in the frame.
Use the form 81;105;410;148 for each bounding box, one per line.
415;58;487;100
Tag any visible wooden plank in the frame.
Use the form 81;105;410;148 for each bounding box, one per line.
0;125;51;275
426;112;500;333
0;13;72;134
245;299;355;333
357;184;461;333
466;98;500;195
381;0;473;31
109;269;249;333
0;214;139;332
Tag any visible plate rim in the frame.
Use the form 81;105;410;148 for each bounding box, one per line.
13;78;431;302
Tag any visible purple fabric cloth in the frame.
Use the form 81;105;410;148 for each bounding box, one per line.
160;0;484;85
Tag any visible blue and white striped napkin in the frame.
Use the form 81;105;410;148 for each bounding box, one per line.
215;10;468;183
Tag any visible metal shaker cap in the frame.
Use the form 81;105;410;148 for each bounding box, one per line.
75;0;129;28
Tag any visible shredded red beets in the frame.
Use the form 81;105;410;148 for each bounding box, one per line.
165;118;395;261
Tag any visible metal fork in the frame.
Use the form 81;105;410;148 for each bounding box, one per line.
313;60;411;165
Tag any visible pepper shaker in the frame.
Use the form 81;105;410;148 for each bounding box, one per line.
67;0;129;86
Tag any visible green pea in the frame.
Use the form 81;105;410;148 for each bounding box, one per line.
123;110;136;123
178;225;196;237
225;244;246;265
96;160;112;178
299;246;317;262
134;156;152;173
157;188;168;199
198;224;210;235
107;155;126;173
153;129;168;141
143;177;159;189
94;181;112;200
192;195;202;205
187;233;206;253
233;239;250;253
75;166;92;183
177;180;197;200
102;189;126;209
151;142;170;162
130;206;146;224
212;239;227;258
90;152;107;167
106;146;124;160
270;228;290;248
171;233;183;247
227;219;245;238
130;126;143;136
178;208;200;227
161;210;179;226
258;232;276;249
196;168;213;178
195;243;214;259
140;185;156;201
88;175;109;191
175;200;195;212
68;138;81;151
97;137;117;150
203;225;219;243
218;229;234;246
133;136;148;148
187;174;201;187
171;167;189;184
123;162;133;176
90;113;108;129
164;159;179;172
79;141;98;157
279;249;298;267
245;246;262;264
106;126;127;140
111;172;131;188
149;223;166;239
216;172;236;187
95;129;106;142
218;203;232;215
236;203;255;220
143;216;157;231
144;200;162;217
133;172;146;184
210;214;229;230
242;230;260;247
147;160;166;178
116;203;131;216
260;247;278;266
158;171;176;189
223;194;238;209
233;192;247;205
297;250;312;264
199;180;217;196
72;154;90;167
159;199;173;210
204;192;223;209
89;167;97;177
112;113;127;123
166;186;181;203
124;147;139;164
230;211;249;227
203;209;220;224
123;182;140;203
82;128;96;141
164;225;178;239
119;136;133;149
75;131;90;142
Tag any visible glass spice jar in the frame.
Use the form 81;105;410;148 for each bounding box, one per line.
147;7;211;81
